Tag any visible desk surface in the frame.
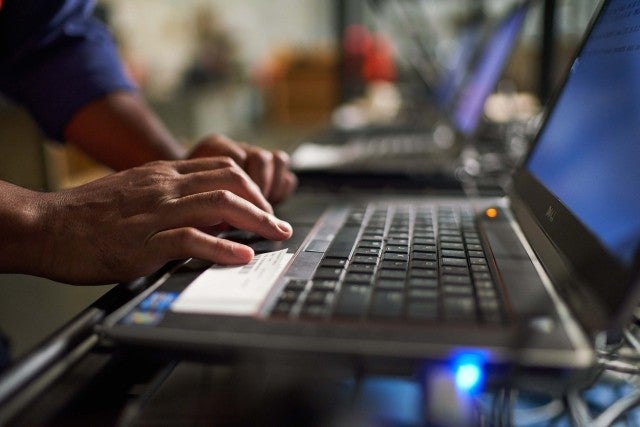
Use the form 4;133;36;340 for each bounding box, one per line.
4;340;640;426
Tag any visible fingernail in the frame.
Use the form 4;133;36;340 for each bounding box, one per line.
233;244;254;262
277;220;292;234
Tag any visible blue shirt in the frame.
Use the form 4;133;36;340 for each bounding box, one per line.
0;0;135;141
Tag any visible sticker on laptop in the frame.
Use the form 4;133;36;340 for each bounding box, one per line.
171;249;292;316
123;310;164;326
122;291;180;326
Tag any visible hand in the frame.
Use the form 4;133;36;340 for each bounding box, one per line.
7;158;292;285
188;134;298;204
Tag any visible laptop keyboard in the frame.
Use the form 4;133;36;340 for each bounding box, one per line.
270;205;505;324
345;133;437;159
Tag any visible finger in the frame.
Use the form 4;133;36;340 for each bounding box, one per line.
244;147;275;197
147;227;255;265
189;135;248;167
172;156;239;175
270;172;298;205
162;190;293;241
267;150;297;203
178;167;273;214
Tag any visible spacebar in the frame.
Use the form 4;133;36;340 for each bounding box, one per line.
325;226;360;258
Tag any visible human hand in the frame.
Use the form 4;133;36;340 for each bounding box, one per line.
33;158;292;284
188;134;298;204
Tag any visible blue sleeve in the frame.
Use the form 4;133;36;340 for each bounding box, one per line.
0;0;136;142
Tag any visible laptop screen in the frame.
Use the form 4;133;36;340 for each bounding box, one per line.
434;24;483;110
526;0;640;267
450;2;529;136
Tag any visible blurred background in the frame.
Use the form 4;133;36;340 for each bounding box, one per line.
0;0;599;358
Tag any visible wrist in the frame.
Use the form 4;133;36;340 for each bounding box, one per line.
0;182;53;277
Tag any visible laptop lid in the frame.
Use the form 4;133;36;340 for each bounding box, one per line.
448;1;530;137
509;0;640;333
368;0;485;111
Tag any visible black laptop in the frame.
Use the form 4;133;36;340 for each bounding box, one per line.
101;0;640;384
289;1;531;176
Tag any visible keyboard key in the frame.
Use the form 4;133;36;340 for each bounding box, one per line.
352;255;378;265
381;260;408;270
312;280;339;292
411;260;437;270
442;285;473;296
314;267;343;280
326;226;360;258
413;238;436;245
406;301;438;321
441;249;466;258
305;290;334;305
473;272;492;281
272;302;293;316
440;228;461;236
370;291;404;318
383;253;409;262
408;278;438;288
467;250;485;258
348;264;376;274
285;279;308;292
477;288;497;299
387;238;409;245
469;258;487;266
441;266;469;275
443;297;476;321
440;235;463;244
442;275;472;286
359;240;383;249
355;247;382;257
409;269;437;279
411;253;437;262
334;285;371;317
386;245;409;254
361;233;384;241
375;279;405;290
442;257;467;267
278;290;301;304
475;280;495;290
344;273;373;285
300;304;327;318
412;244;437;253
407;289;438;300
320;258;348;268
440;242;464;250
378;270;406;280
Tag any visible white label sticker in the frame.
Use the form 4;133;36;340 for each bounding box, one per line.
171;249;293;315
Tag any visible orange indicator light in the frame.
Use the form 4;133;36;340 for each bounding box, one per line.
485;208;498;219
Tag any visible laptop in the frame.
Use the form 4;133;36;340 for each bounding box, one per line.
101;0;640;384
290;1;531;177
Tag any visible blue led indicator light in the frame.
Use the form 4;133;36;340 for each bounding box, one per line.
452;354;485;393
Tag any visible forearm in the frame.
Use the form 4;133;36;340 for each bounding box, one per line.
63;91;187;171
